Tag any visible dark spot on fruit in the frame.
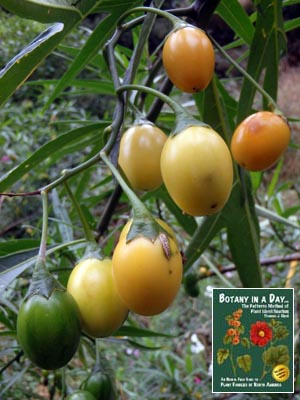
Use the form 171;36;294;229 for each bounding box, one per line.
159;233;171;259
211;203;217;209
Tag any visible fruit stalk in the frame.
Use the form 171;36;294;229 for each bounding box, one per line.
116;84;208;135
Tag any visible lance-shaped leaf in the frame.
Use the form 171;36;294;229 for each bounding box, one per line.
0;240;84;293
0;122;105;192
0;0;82;23
223;175;263;287
43;0;144;108
184;213;225;272
0;0;143;106
237;0;287;120
217;0;254;45
0;23;66;106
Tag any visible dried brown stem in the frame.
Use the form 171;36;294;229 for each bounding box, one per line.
200;253;300;280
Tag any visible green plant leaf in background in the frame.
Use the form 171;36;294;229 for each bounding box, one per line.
0;0;82;23
0;22;66;106
0;240;85;293
0;0;144;106
217;0;254;45
43;0;144;108
0;0;87;105
0;122;106;192
237;0;287;119
224;177;262;287
184;213;225;272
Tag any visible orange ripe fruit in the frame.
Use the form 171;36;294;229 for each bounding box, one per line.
230;111;290;171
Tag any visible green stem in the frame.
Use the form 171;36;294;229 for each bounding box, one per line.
117;83;184;116
201;254;235;288
64;181;95;243
146;77;174;122
210;36;279;112
100;151;151;221
118;6;185;29
95;338;101;368
117;84;206;134
40;153;101;193
230;345;237;377
100;151;166;242
29;190;65;297
118;4;195;32
37;190;49;263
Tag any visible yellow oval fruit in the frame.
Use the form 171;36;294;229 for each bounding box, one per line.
67;258;128;338
160;125;233;216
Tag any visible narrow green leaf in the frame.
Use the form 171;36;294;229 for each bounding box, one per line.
0;0;81;23
56;44;100;65
94;0;144;12
197;76;236;144
0;248;39;271
0;240;84;291
262;1;286;107
184;213;225;272
29;79;115;95
44;0;143;108
284;17;300;32
217;0;254;45
255;204;300;229
237;0;287;120
267;158;284;198
0;256;36;293
0;1;142;105
223;177;263;287
0;23;66;106
250;171;263;192
0;240;40;257
0;123;105;192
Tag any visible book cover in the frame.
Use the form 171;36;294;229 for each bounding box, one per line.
212;288;294;393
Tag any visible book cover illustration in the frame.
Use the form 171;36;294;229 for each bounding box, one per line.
212;288;294;393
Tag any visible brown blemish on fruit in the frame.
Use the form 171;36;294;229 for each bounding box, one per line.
159;233;171;260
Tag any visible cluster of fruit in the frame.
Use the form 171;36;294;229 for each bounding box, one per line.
120;25;291;216
15;22;291;399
